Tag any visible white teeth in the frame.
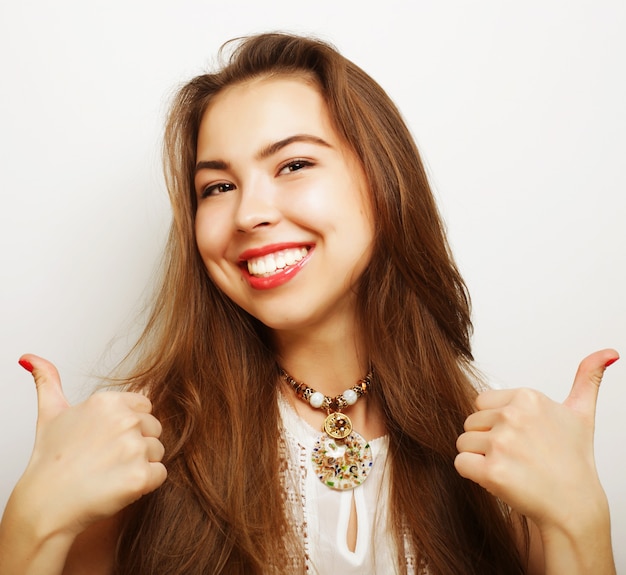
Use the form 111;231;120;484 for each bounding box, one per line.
284;251;297;266
247;247;308;277
275;253;286;269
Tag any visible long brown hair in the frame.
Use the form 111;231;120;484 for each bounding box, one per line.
115;33;529;574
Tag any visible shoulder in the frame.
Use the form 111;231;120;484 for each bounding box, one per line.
62;515;120;575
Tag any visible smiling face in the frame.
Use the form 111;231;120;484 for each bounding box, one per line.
194;76;374;336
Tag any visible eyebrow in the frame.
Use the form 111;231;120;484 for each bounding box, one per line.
255;134;332;160
194;159;229;173
194;134;332;175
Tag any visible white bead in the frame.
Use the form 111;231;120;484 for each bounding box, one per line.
343;389;358;405
309;391;325;408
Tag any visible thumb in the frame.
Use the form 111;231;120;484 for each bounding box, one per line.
19;354;71;424
563;348;619;419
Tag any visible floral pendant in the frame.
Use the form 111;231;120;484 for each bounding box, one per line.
311;429;373;490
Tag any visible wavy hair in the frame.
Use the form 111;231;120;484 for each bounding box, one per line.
114;33;529;574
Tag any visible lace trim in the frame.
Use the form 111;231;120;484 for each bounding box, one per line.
278;433;311;572
402;527;429;575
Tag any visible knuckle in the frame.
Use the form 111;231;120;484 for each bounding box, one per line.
85;391;127;415
156;441;166;460
456;434;467;453
462;414;474;432
500;404;522;427
158;462;168;482
146;437;165;461
455;434;465;453
128;392;153;411
120;436;147;461
483;458;508;489
118;412;142;432
126;465;151;493
474;389;495;409
150;416;163;438
514;387;543;407
151;462;168;489
86;391;111;409
489;431;512;454
500;390;543;425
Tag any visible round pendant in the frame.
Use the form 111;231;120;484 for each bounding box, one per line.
311;430;373;490
323;411;352;439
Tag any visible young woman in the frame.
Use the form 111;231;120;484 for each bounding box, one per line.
0;33;617;574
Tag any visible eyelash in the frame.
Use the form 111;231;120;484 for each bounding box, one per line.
277;158;314;175
199;159;315;199
200;182;236;199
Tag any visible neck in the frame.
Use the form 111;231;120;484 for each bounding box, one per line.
272;320;386;441
272;319;368;397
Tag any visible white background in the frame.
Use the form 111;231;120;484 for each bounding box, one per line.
1;0;624;568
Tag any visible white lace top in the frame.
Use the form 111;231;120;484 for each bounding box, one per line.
278;394;420;574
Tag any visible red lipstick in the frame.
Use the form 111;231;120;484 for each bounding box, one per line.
238;242;310;262
239;243;313;290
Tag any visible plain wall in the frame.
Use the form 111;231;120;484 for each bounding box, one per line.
1;0;624;567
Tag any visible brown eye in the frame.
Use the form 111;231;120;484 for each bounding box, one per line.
201;182;236;198
278;159;313;175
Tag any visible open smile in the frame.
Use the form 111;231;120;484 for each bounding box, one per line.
246;247;309;278
238;244;313;290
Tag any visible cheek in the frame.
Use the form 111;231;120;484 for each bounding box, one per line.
194;210;242;297
336;184;375;241
285;174;368;229
280;178;329;220
194;215;224;276
194;204;225;252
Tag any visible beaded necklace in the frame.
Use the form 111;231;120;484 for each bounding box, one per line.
280;369;373;490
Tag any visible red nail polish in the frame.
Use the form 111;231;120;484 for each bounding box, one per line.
605;357;619;368
18;359;34;373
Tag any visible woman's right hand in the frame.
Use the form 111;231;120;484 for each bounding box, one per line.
7;354;167;542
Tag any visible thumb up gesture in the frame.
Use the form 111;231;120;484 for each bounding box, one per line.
14;355;167;540
455;349;618;533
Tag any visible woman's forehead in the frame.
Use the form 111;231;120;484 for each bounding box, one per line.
196;76;337;161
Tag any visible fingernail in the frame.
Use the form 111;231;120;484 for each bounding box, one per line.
18;359;34;373
605;358;619;368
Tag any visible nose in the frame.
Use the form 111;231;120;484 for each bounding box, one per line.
234;177;281;233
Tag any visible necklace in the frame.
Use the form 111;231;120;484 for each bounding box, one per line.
280;368;373;491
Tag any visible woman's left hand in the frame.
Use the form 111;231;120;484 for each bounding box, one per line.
455;349;618;534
